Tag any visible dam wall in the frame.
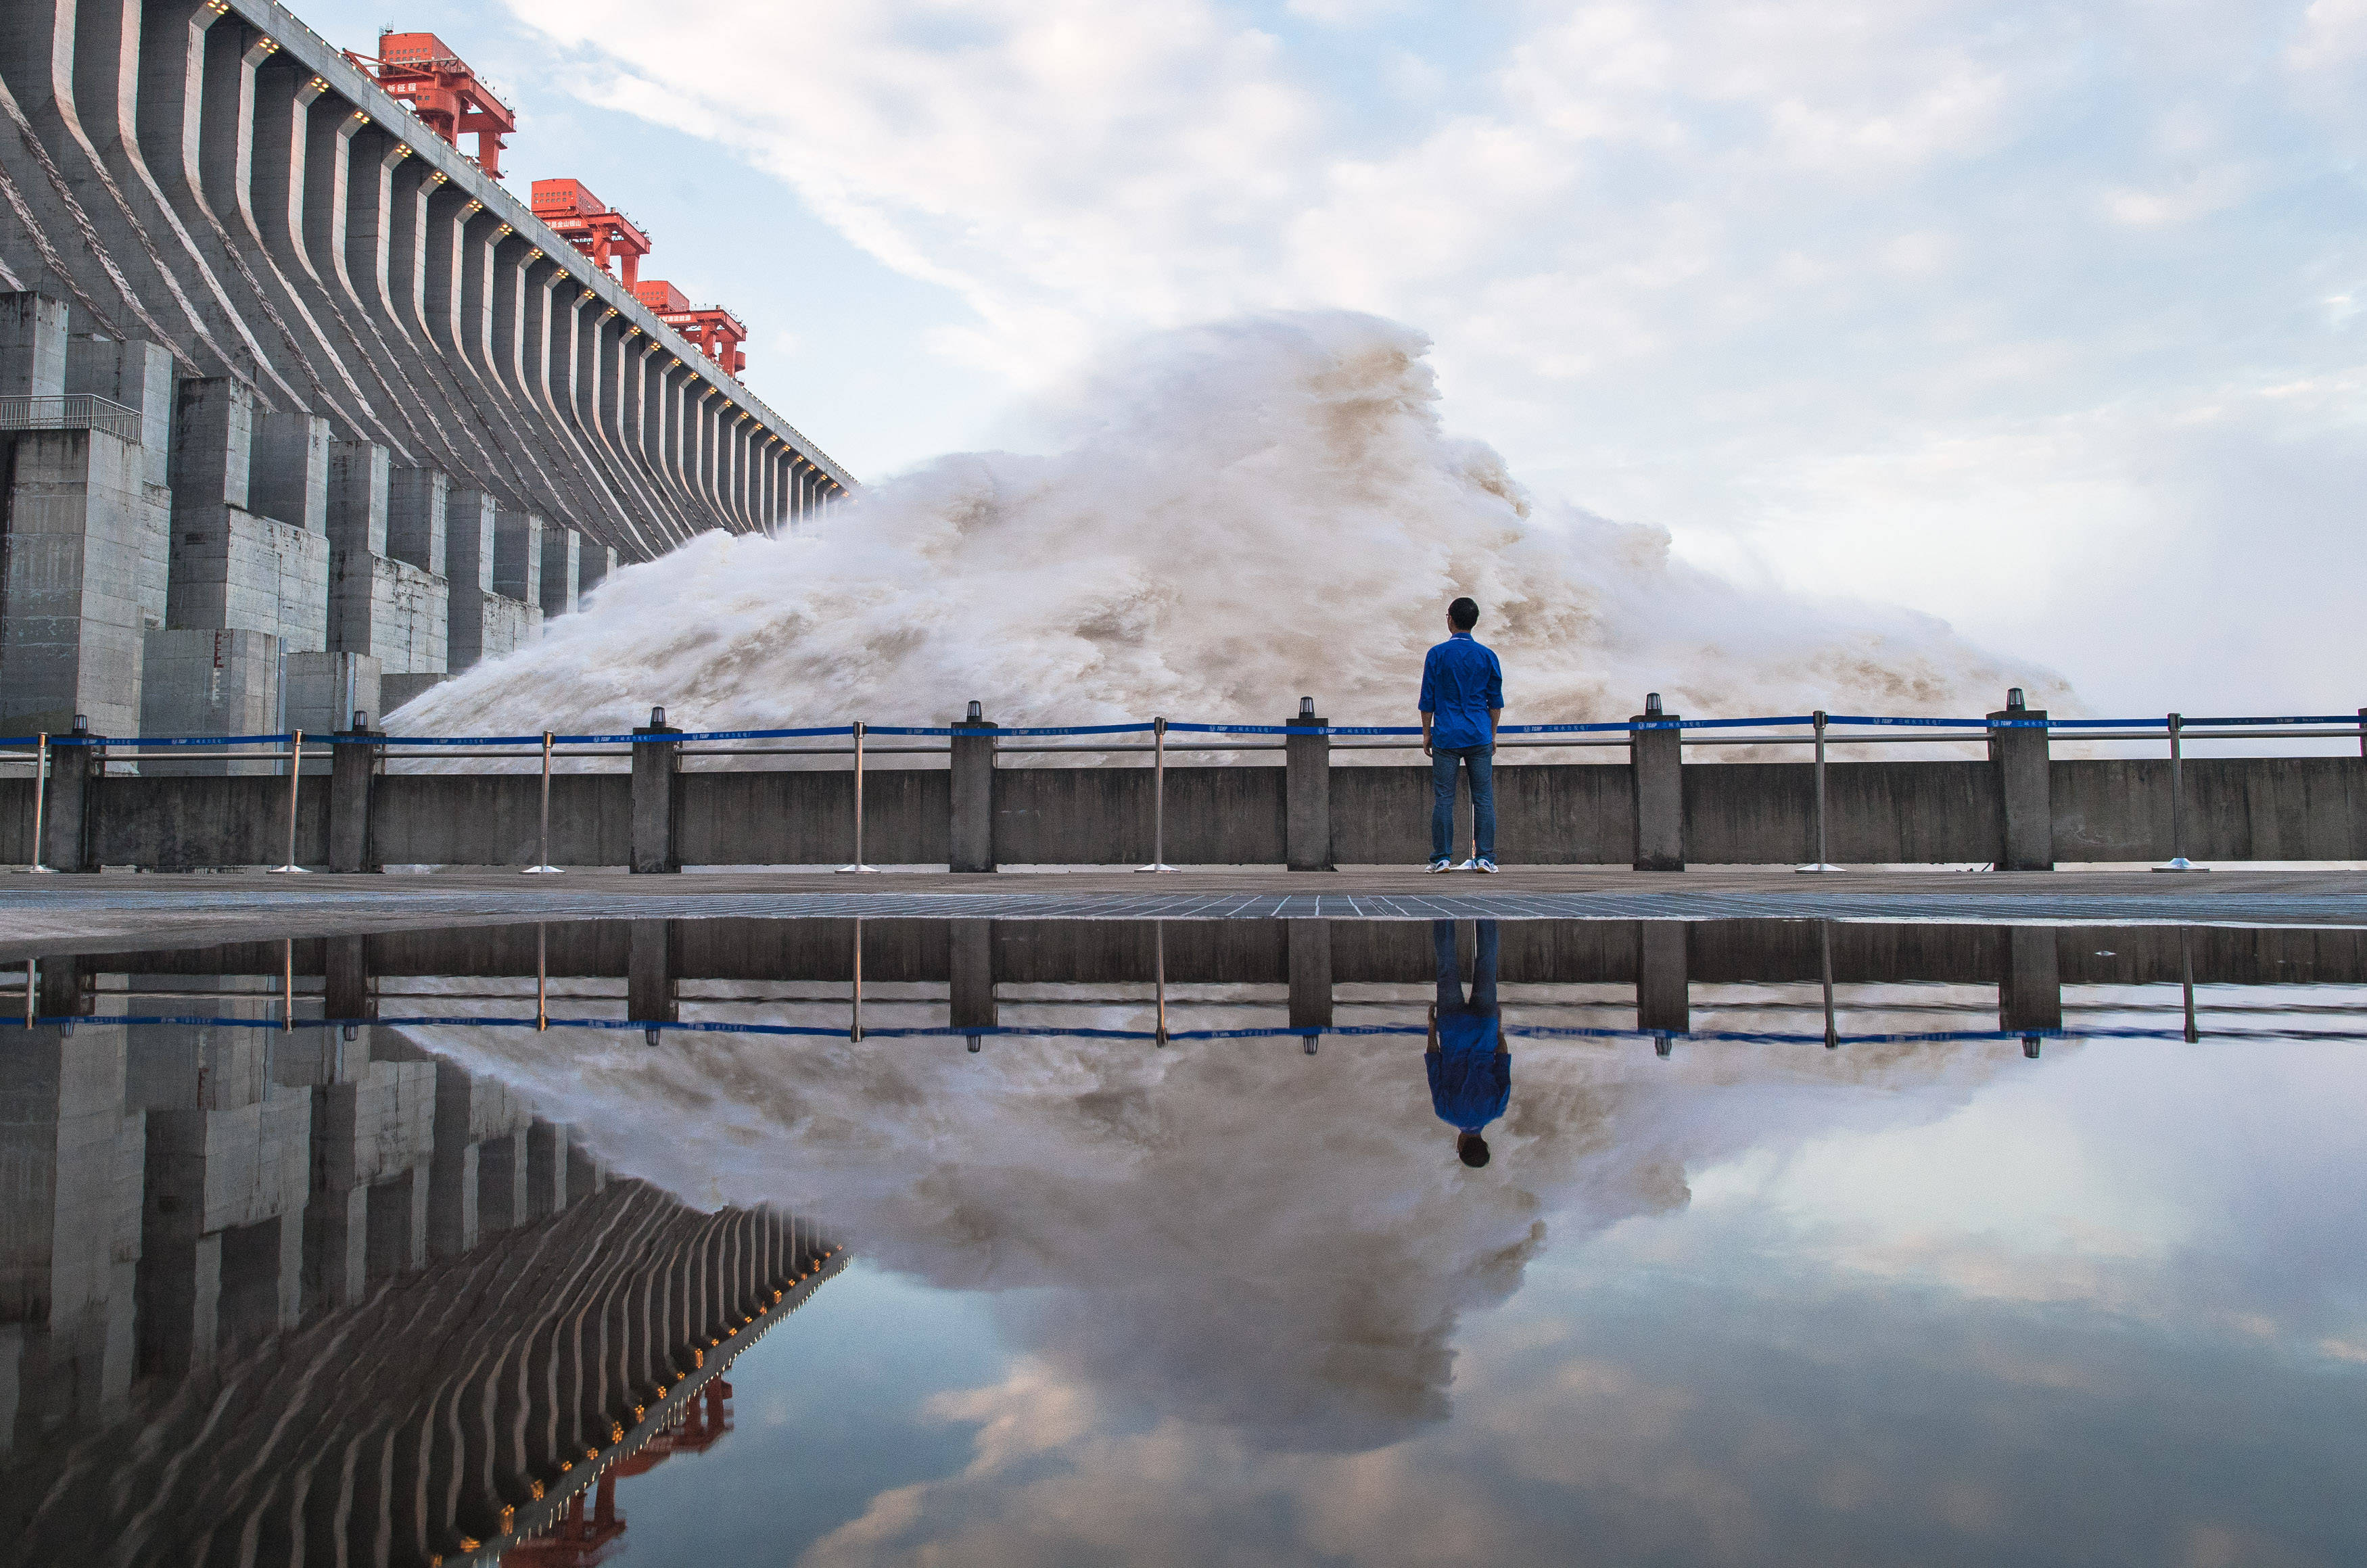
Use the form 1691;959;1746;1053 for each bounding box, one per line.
0;0;850;740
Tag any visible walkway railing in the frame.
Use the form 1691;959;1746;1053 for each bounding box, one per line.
0;392;144;442
4;698;2362;875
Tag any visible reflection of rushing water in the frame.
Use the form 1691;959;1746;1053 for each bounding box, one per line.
7;920;2367;1565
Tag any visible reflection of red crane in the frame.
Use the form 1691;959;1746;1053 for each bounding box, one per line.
632;281;749;375
348;30;516;178
500;1381;734;1567
532;181;653;286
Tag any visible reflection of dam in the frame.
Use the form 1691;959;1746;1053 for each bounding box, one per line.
0;986;841;1567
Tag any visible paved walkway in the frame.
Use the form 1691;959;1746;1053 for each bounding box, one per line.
5;865;2366;957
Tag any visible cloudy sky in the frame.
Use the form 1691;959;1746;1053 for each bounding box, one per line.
308;0;2367;714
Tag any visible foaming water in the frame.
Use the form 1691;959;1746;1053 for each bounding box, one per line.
399;313;2066;742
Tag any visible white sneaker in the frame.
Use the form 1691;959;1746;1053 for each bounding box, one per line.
1474;858;1499;874
1428;857;1453;873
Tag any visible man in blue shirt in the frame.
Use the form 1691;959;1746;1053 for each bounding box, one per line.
1427;918;1508;1167
1418;596;1504;872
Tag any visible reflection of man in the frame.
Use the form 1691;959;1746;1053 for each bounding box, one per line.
1426;919;1508;1168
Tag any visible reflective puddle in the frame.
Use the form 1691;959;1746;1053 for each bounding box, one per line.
5;918;2364;1566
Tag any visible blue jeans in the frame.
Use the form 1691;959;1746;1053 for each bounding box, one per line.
1430;745;1495;861
1433;918;1501;1009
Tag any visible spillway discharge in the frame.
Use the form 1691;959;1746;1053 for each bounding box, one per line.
398;312;2063;748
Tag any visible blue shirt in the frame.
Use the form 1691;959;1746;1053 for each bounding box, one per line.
1428;1020;1510;1133
1419;633;1503;751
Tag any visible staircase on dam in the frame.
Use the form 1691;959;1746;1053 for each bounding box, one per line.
0;0;852;738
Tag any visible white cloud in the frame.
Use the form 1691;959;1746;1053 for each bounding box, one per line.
498;0;2367;709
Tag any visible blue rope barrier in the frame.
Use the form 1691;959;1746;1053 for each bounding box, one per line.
7;710;2356;751
18;1014;2351;1045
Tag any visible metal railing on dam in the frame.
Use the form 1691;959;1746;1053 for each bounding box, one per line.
2;693;2364;872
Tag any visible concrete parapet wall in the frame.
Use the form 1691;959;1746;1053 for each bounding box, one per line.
88;776;329;869
2053;757;2367;861
26;752;2367;872
371;772;632;865
123;916;2360;987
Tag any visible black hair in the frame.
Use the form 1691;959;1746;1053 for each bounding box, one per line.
1458;1132;1491;1168
1448;597;1479;631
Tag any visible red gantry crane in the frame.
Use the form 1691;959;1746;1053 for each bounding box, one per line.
531;180;653;286
632;280;749;376
348;30;517;178
361;24;755;375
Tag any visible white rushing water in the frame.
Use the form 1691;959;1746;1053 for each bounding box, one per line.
398;311;2066;740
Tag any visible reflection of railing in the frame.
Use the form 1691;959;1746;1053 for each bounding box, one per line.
0;392;143;442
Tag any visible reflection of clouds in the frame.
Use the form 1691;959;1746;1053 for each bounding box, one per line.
411;991;1991;1455
411;989;2367;1564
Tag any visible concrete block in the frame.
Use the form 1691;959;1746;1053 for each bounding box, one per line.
447;586;532;673
1637;922;1689;1034
283;650;378;738
539;525;580;618
446;489;496;593
331;548;448;673
165;504;329;650
0;292;68;398
64;333;173;488
1990;700;2053;871
1631;705;1685;872
61;335;173;631
0;1027;140;1440
579;542;617;602
950;714;995;872
1286;705;1332;871
1288;918;1333;1028
628;919;678;1018
1999;926;2061;1033
0;427;157;736
326;440;389;556
139;628;281;771
950;921;995;1031
168;378;252;514
387;465;447;576
249;412;328;533
632;719;681;873
492;508;543;609
381;672;448;713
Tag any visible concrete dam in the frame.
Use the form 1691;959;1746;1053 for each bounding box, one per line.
0;0;852;740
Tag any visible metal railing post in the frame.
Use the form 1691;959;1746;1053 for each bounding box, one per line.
2180;926;2199;1043
537;922;549;1030
837;721;878;872
1798;709;1840;872
1821;919;1837;1049
26;734;51;872
1154;920;1169;1046
268;731;309;873
523;730;561;873
850;917;865;1040
2155;711;2203;872
1138;717;1178;872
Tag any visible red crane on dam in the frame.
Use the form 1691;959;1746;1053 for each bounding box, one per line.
363;27;756;375
347;30;517;178
630;280;750;375
531;179;653;287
